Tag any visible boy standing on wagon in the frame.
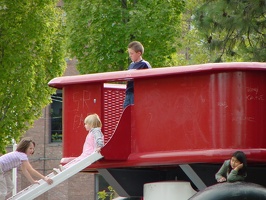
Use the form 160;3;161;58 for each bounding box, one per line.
123;41;152;108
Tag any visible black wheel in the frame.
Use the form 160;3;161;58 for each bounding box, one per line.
189;182;266;200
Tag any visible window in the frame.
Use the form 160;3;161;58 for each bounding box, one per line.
50;90;62;143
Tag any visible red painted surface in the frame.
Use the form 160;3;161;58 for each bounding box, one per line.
63;83;103;157
49;62;266;168
101;106;132;160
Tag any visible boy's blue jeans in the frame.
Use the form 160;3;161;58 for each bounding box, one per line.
123;92;134;108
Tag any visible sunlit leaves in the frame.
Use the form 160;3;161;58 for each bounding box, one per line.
0;0;66;153
63;0;185;73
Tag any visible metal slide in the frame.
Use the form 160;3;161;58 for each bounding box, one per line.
7;152;103;200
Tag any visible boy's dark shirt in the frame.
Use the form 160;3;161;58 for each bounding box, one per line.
125;60;151;94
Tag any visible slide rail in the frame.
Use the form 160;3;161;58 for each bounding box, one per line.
7;152;103;200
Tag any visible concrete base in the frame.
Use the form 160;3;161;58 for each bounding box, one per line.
144;181;197;200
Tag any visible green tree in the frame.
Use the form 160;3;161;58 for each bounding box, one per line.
0;0;66;153
63;0;185;74
176;0;212;65
193;0;266;62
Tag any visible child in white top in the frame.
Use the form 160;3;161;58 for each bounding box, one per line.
0;138;53;199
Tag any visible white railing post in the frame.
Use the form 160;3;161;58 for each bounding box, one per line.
12;139;17;196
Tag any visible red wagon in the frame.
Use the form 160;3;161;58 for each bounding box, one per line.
49;62;266;199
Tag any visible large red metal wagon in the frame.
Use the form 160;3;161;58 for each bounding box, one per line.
49;62;266;199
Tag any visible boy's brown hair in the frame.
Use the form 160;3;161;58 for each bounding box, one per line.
128;41;144;54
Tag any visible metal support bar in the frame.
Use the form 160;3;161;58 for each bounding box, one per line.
179;164;207;191
98;169;130;197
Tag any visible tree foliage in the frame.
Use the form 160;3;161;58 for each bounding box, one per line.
193;0;266;62
0;0;66;152
63;0;185;74
175;0;212;65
